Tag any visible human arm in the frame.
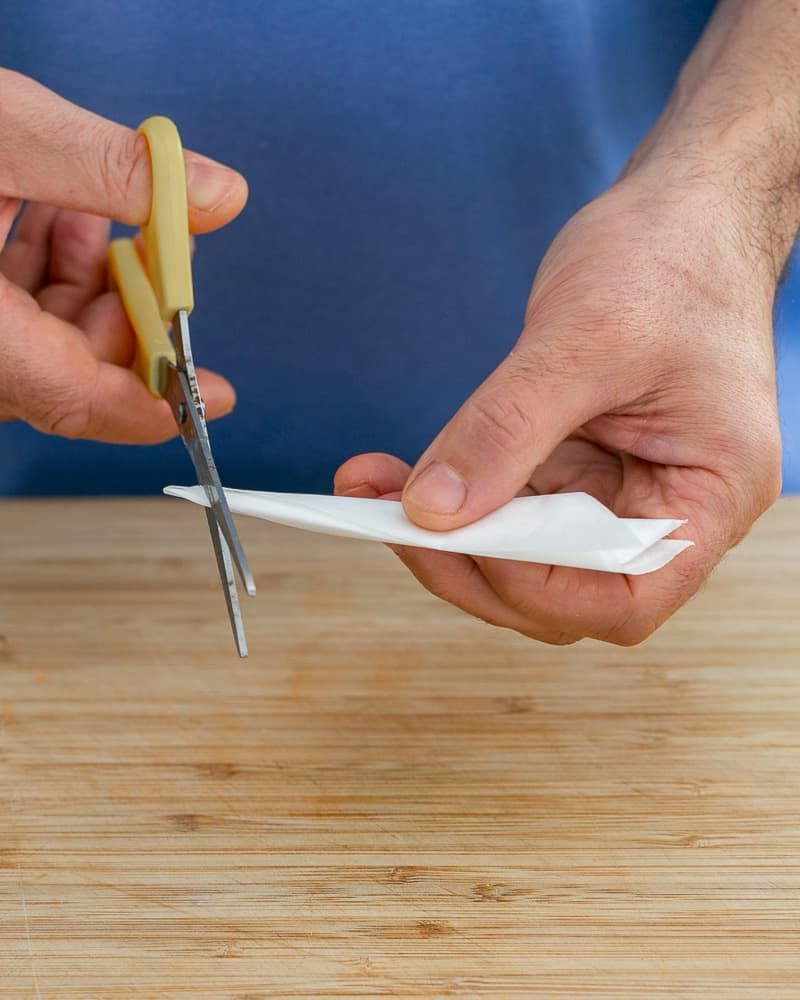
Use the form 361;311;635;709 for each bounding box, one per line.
335;0;800;644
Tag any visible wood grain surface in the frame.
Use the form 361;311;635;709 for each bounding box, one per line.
1;497;798;999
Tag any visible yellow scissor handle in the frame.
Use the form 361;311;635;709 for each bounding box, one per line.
108;237;176;397
138;115;194;321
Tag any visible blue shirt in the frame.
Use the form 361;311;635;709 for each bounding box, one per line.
1;0;798;494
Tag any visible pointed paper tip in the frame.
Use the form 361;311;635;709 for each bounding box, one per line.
164;484;201;501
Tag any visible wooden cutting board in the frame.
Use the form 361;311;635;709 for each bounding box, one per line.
1;497;799;999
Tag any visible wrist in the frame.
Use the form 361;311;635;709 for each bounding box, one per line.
623;114;800;291
620;2;800;285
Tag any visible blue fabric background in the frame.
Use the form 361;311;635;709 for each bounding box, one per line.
1;0;797;494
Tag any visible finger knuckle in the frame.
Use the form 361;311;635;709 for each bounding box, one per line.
607;611;661;647
408;557;491;622
424;561;477;609
486;563;589;638
33;386;94;439
482;561;537;613
495;581;537;618
98;128;148;217
468;389;535;462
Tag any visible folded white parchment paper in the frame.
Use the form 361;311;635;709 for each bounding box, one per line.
165;486;692;575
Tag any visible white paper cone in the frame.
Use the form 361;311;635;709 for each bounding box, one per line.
165;485;693;576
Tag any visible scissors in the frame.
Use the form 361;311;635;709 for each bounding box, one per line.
108;116;256;657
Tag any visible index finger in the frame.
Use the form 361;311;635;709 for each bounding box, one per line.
0;69;247;233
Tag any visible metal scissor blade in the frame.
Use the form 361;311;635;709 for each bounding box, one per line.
204;506;248;657
163;362;257;598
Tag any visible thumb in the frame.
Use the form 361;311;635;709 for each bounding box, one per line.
0;69;247;233
402;342;604;529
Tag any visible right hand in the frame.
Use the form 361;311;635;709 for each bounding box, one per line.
0;68;248;442
336;171;783;645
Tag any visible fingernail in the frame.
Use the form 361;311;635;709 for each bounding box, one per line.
405;461;466;515
186;160;239;212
